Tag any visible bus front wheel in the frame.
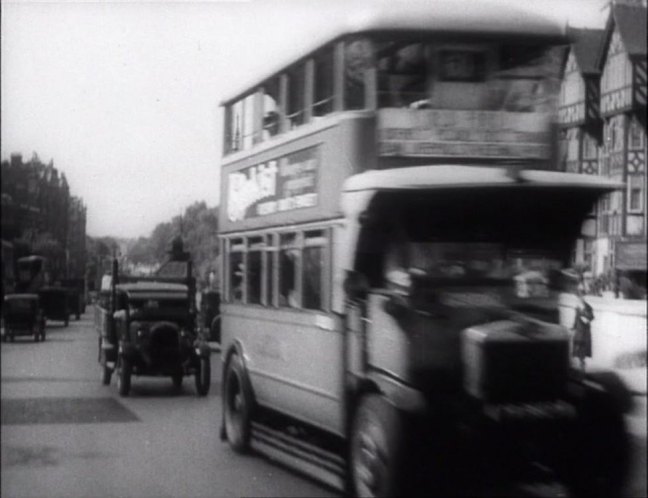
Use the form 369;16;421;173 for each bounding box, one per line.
224;354;253;452
350;394;405;498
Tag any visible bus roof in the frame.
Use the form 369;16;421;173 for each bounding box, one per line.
342;166;624;193
221;0;567;105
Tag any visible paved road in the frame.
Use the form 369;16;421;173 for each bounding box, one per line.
1;313;336;498
2;312;645;498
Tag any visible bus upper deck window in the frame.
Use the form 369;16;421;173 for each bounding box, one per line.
345;37;373;110
377;42;428;108
313;47;334;118
263;77;281;139
287;64;306;129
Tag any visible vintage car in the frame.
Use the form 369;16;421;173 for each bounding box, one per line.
62;279;86;320
99;279;211;397
39;286;70;326
2;294;46;342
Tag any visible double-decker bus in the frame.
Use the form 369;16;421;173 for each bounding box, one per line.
217;3;631;497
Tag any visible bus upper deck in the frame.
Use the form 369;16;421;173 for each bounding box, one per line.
218;2;569;236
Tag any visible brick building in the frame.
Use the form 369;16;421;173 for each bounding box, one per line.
0;153;87;283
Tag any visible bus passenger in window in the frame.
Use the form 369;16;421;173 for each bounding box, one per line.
263;111;279;137
279;249;298;308
232;263;244;302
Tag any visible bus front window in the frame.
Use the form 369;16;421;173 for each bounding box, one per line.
376;39;562;113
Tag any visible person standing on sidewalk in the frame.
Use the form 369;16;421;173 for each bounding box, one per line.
572;285;594;371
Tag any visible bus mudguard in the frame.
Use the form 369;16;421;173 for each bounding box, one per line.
364;370;427;414
220;340;255;441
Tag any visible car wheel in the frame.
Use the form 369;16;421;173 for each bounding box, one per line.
195;357;211;397
224;354;253;452
117;357;132;397
350;394;405;498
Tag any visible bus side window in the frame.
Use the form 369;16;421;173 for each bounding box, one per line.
303;231;326;311
229;239;245;303
247;237;263;305
279;233;299;308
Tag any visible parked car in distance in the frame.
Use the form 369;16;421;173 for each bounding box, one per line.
39;286;70;326
62;278;86;320
2;294;46;342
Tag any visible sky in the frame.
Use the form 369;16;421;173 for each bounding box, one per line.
1;0;609;239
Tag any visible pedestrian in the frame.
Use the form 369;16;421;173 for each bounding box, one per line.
572;285;594;371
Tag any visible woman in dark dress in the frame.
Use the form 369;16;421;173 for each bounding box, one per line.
572;287;594;371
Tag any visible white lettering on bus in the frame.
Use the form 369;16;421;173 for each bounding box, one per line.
228;161;278;222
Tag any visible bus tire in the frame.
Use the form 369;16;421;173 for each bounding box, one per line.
350;394;405;498
224;354;253;452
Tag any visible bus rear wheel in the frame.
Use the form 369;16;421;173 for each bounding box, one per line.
224;354;253;452
350;394;405;498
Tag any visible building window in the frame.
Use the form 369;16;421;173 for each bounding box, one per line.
582;133;598;160
629;117;645;150
302;230;326;311
628;174;644;213
279;233;299;307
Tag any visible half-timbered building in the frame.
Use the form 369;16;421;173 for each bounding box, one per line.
597;0;646;288
558;27;605;271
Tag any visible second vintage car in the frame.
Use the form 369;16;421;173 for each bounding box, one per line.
96;256;211;397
